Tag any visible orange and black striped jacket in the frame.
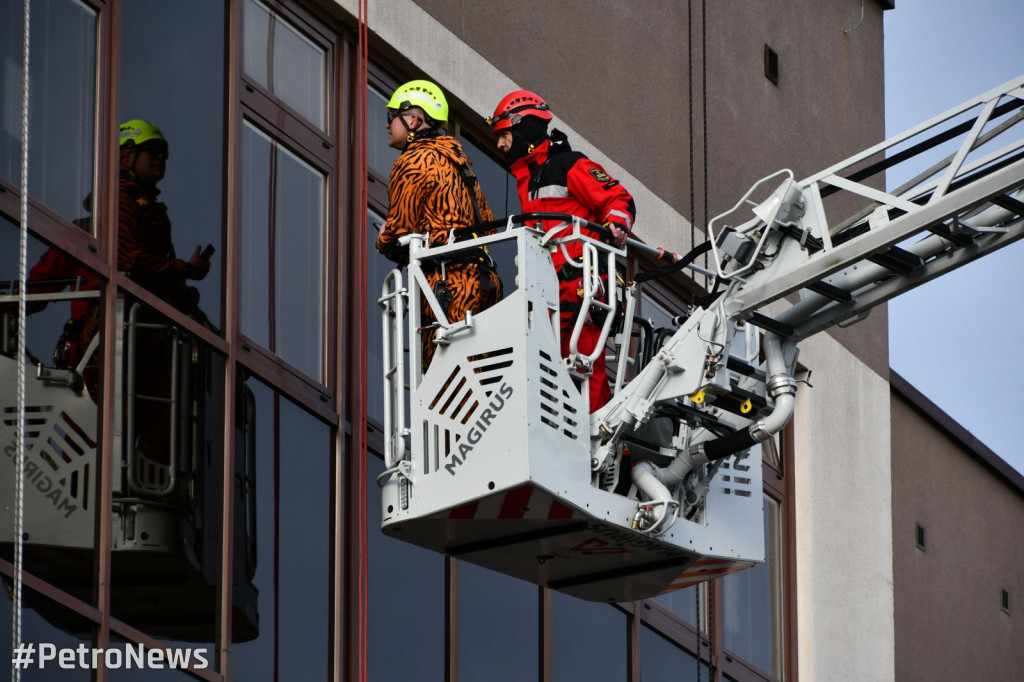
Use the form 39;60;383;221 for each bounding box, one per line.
376;134;495;264
118;171;196;312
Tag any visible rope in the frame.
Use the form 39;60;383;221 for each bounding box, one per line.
355;1;370;680
700;6;715;673
687;0;695;262
11;0;31;679
701;0;709;287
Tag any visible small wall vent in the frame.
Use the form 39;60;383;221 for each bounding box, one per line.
764;44;779;85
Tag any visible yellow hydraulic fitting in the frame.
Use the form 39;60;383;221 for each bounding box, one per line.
740;398;753;414
690;390;705;405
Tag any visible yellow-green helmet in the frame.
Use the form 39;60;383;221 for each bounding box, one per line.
119;119;166;147
386;80;448;126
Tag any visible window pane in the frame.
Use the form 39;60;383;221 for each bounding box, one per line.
230;377;275;678
109;633;213;679
110;301;226;644
0;0;96;225
641;625;709;682
277;394;331;680
551;591;626;682
457;132;519;297
0;590;93;681
652;585;697;627
232;376;332;680
367;85;399;178
0;218;99;602
458;562;537;681
459;131;519;218
369;455;444;681
723;494;783;676
240;124;272;349
274;144;324;378
240;122;325;381
121;0;226;328
367;207;393;423
244;0;326;130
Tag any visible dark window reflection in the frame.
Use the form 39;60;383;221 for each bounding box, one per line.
651;586;697;626
243;0;326;130
369;455;444;681
232;375;331;681
641;625;708;682
458;562;537;681
551;591;626;681
457;133;520;297
459;131;519;219
367;86;399;179
0;0;96;226
0;217;99;604
108;634;213;680
240;122;325;381
723;494;782;675
120;0;225;328
367;207;397;424
0;589;92;681
109;307;226;645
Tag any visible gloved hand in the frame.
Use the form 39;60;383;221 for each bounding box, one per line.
186;246;211;280
604;221;629;247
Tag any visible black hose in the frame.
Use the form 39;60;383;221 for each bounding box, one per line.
701;427;758;462
634;240;713;284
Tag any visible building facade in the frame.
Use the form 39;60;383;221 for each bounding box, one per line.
1;0;1019;680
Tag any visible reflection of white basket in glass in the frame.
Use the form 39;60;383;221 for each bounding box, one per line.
0;350;97;549
0;293;258;641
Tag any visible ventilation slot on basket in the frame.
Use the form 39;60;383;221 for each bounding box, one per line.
422;420;459;475
535;354;580;441
716;458;753;497
420;348;515;475
469;347;515;396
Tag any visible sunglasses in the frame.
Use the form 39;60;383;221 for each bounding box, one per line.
135;140;169;159
386;110;416;124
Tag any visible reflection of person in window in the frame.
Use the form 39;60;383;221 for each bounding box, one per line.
118;119;210;307
375;81;502;370
9;201;100;399
118;119;211;467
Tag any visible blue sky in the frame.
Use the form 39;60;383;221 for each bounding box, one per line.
884;0;1024;474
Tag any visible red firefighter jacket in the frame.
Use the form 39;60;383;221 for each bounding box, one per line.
507;129;636;269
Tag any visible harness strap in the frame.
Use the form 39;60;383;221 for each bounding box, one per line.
421;248;494;275
455;162;485;226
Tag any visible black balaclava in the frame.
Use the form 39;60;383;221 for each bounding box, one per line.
505;115;550;167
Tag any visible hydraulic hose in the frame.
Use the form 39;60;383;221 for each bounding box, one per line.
630;332;796;532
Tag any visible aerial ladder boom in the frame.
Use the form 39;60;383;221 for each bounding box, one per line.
595;74;1024;532
378;74;1024;602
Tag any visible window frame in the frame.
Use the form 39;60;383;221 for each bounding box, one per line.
231;0;340;418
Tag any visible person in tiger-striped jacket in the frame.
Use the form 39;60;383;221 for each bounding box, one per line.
376;80;502;370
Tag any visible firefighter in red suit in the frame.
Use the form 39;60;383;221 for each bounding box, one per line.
487;90;635;411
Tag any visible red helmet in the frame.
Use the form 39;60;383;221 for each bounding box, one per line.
486;90;552;135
